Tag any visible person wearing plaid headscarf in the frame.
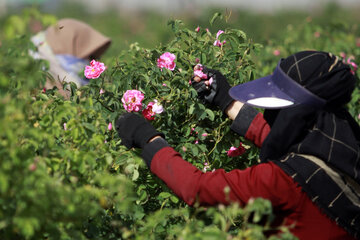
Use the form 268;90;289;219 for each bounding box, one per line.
116;51;360;239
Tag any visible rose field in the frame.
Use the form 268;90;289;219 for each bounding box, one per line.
0;5;360;240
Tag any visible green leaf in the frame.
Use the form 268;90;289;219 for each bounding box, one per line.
210;12;223;26
159;192;172;199
205;109;215;121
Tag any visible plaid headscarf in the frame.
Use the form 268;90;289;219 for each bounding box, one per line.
260;51;360;238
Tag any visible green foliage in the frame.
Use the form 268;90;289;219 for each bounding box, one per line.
1;8;359;240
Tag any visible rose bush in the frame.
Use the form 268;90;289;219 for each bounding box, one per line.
0;8;359;240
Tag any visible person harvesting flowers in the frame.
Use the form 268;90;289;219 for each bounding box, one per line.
116;51;360;239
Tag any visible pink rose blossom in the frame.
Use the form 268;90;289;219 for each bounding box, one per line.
273;49;281;56
162;83;167;87
356;38;360;47
226;143;246;157
42;88;46;93
195;26;200;32
346;57;358;75
216;30;224;39
63;123;67;131
29;163;37;171
142;100;163;121
203;162;210;172
213;30;226;47
84;60;106;79
206;28;210;33
201;133;208;137
157;52;176;71
100;88;105;95
108;122;112;131
194;69;208;79
195;58;200;63
182;146;187;152
195;140;199;144
213;39;226;47
121;90;144;112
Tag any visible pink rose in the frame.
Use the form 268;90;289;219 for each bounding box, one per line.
346;57;358;75
273;49;281;56
108;122;112;131
213;30;226;47
157;52;176;71
121;90;144;112
142;100;163;121
84;60;106;79
356;38;360;47
100;88;105;95
216;30;224;39
195;26;200;32
29;163;37;171
201;133;208;137
193;69;207;79
226;143;246;157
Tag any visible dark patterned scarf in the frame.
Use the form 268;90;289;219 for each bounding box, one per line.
260;51;360;238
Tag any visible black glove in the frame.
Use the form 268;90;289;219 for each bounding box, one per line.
191;66;234;112
115;113;164;149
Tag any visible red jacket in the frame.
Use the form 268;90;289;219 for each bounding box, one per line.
143;106;354;240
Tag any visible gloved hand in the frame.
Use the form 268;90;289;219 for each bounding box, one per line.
115;112;164;149
191;65;234;112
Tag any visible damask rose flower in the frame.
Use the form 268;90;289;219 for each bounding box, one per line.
214;30;226;47
226;143;246;157
216;30;224;39
142;100;163;121
84;60;106;79
194;69;208;79
346;57;358;75
157;52;176;71
273;49;281;56
100;88;105;95
195;26;200;32
121;90;144;112
108;122;112;131
202;162;210;173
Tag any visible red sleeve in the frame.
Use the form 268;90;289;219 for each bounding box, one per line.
229;105;270;147
245;113;271;147
150;146;300;210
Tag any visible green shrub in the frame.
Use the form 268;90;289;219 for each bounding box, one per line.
1;8;359;240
